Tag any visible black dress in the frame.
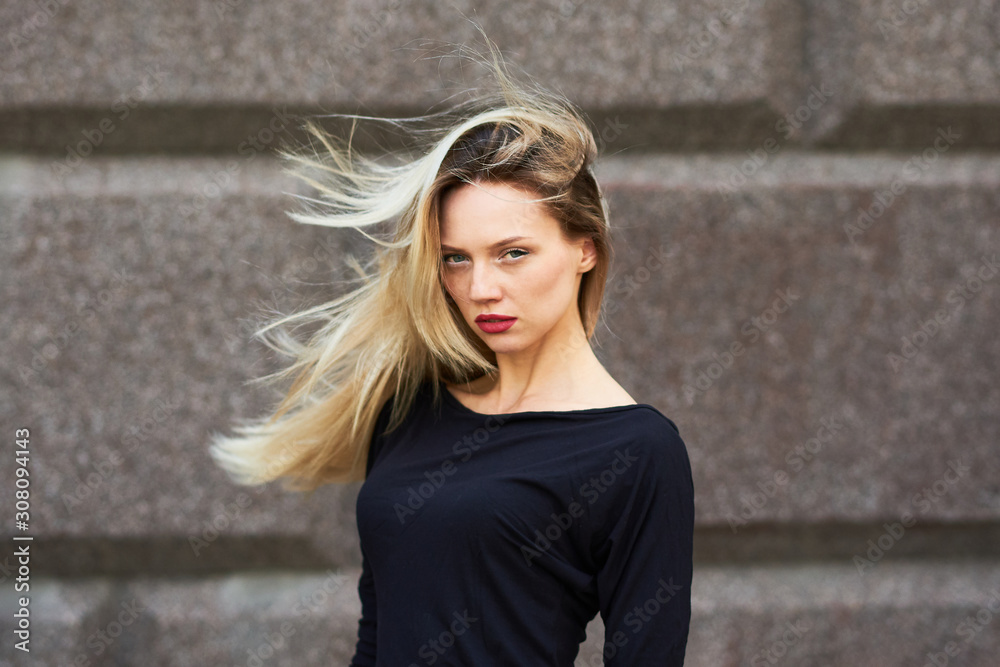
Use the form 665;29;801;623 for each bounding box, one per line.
349;378;694;666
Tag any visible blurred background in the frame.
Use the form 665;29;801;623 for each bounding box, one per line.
1;1;999;665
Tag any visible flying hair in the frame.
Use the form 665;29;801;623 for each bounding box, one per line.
207;26;615;492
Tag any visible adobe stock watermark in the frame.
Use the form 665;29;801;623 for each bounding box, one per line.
188;494;254;556
240;624;295;667
394;415;509;524
222;235;349;356
589;577;684;665
541;0;592;28
119;395;184;452
333;0;405;57
225;312;272;356
224;290;312;358
18;266;134;393
6;0;72;54
190;445;300;556
681;286;801;403
594;115;628;154
716;83;834;195
921;588;1000;667
61;395;182;512
603;243;670;317
408;610;479;667
0;554;20;587
874;0;931;40
521;448;638;566
750;618;812;666
49;66;168;181
178;106;294;219
887;254;998;372
853;458;970;575
843;126;960;245
670;0;756;73
72;598;147;664
293;570;350;619
338;0;412;58
239;570;350;666
209;0;409;56
726;412;848;532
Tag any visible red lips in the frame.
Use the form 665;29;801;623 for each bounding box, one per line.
475;314;517;333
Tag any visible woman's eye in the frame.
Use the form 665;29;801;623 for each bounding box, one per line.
442;249;527;264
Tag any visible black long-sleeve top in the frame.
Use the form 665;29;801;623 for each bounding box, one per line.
349;378;694;666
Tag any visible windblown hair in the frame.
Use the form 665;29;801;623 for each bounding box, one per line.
208;36;614;491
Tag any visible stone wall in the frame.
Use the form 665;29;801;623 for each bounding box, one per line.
1;1;998;665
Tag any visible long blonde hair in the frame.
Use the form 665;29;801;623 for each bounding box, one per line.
208;35;615;491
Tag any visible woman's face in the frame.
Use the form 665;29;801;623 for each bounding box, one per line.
438;180;596;358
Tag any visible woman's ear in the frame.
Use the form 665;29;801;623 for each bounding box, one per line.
578;236;598;274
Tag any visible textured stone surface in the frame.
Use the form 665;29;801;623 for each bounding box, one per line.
0;0;801;107
0;571;359;666
0;577;113;665
3;563;998;666
0;0;814;151
3;156;996;572
0;3;998;663
592;152;1000;530
3;1;997;151
805;0;1000;147
576;560;1000;665
678;560;1000;667
129;570;362;667
0;156;371;574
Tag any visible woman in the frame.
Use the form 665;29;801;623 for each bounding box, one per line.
209;36;694;666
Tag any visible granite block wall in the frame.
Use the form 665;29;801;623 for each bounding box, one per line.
1;1;998;665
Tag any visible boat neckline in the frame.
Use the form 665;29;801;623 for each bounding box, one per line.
437;379;656;418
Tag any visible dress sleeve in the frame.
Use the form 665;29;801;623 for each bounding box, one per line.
593;419;695;666
348;395;394;667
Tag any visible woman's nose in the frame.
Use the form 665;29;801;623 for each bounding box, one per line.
468;262;502;301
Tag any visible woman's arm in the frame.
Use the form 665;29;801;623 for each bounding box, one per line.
348;543;378;666
593;421;695;666
349;396;394;666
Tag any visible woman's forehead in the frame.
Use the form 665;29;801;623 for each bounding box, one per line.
439;184;559;247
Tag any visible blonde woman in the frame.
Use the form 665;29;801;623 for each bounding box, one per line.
210;37;694;666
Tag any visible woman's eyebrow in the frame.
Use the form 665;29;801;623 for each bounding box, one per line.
441;236;531;252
